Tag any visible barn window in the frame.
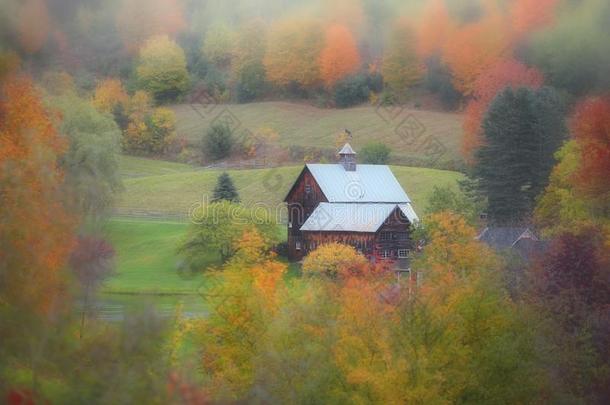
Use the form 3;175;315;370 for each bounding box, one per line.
381;250;391;258
295;240;301;250
380;232;391;241
288;222;292;228
305;183;312;194
398;249;410;258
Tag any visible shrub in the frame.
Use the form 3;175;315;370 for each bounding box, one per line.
360;142;390;164
333;74;370;108
302;243;369;279
203;123;234;161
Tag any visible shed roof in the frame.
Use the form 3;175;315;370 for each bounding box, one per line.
305;164;411;203
476;227;538;250
300;202;418;232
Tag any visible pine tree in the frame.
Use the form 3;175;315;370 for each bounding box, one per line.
474;87;566;225
212;172;240;203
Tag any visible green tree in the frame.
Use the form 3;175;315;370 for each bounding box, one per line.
425;185;481;226
202;23;235;68
360;141;390;164
203;122;234;161
54;95;122;220
212;172;240;203
474;87;566;224
179;200;278;266
136;35;189;102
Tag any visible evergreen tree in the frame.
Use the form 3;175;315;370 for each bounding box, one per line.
212;172;240;203
474;87;566;225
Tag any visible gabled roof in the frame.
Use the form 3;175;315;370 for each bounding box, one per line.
300;203;419;232
305;164;410;203
338;143;356;155
476;227;538;250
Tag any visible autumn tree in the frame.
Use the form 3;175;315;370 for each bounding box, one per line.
527;227;610;402
319;24;361;88
416;0;456;59
136;35;189;102
570;96;610;207
92;78;129;114
123;106;177;155
442;12;513;95
0;75;76;313
302;243;369;279
509;0;559;39
196;228;287;399
381;22;423;97
17;0;50;54
116;0;186;54
462;59;544;162
264;18;324;91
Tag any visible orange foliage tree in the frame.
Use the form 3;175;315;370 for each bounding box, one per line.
319;24;361;88
570;96;610;205
0;75;76;313
416;0;456;59
442;12;513;95
92;78;129;114
116;0;186;54
264;18;324;90
17;0;51;54
510;0;559;39
462;59;544;162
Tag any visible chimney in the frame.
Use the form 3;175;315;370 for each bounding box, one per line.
338;143;356;171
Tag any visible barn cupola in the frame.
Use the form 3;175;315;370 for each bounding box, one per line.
338;143;357;171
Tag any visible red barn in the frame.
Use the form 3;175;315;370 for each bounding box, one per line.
284;143;419;267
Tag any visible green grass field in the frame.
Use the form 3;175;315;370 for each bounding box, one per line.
108;156;464;294
117;156;464;215
102;219;211;294
171;101;464;167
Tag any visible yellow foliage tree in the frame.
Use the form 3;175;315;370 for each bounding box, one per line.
136;35;189;102
319;24;361;88
264;18;324;89
381;22;424;96
302;243;369;279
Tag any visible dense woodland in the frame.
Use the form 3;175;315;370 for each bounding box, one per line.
1;0;609;403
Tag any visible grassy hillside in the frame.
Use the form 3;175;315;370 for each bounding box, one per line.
116;156;464;215
171;102;464;168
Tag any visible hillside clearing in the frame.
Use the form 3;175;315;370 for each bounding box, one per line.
116;156;464;216
171;101;464;168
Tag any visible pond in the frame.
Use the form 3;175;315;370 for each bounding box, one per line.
85;293;209;322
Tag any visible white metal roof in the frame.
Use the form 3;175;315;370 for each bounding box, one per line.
306;164;411;203
338;143;356;155
300;202;419;232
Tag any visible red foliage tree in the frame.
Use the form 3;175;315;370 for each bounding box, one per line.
570;96;610;204
319;24;361;88
462;59;544;162
17;0;51;54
